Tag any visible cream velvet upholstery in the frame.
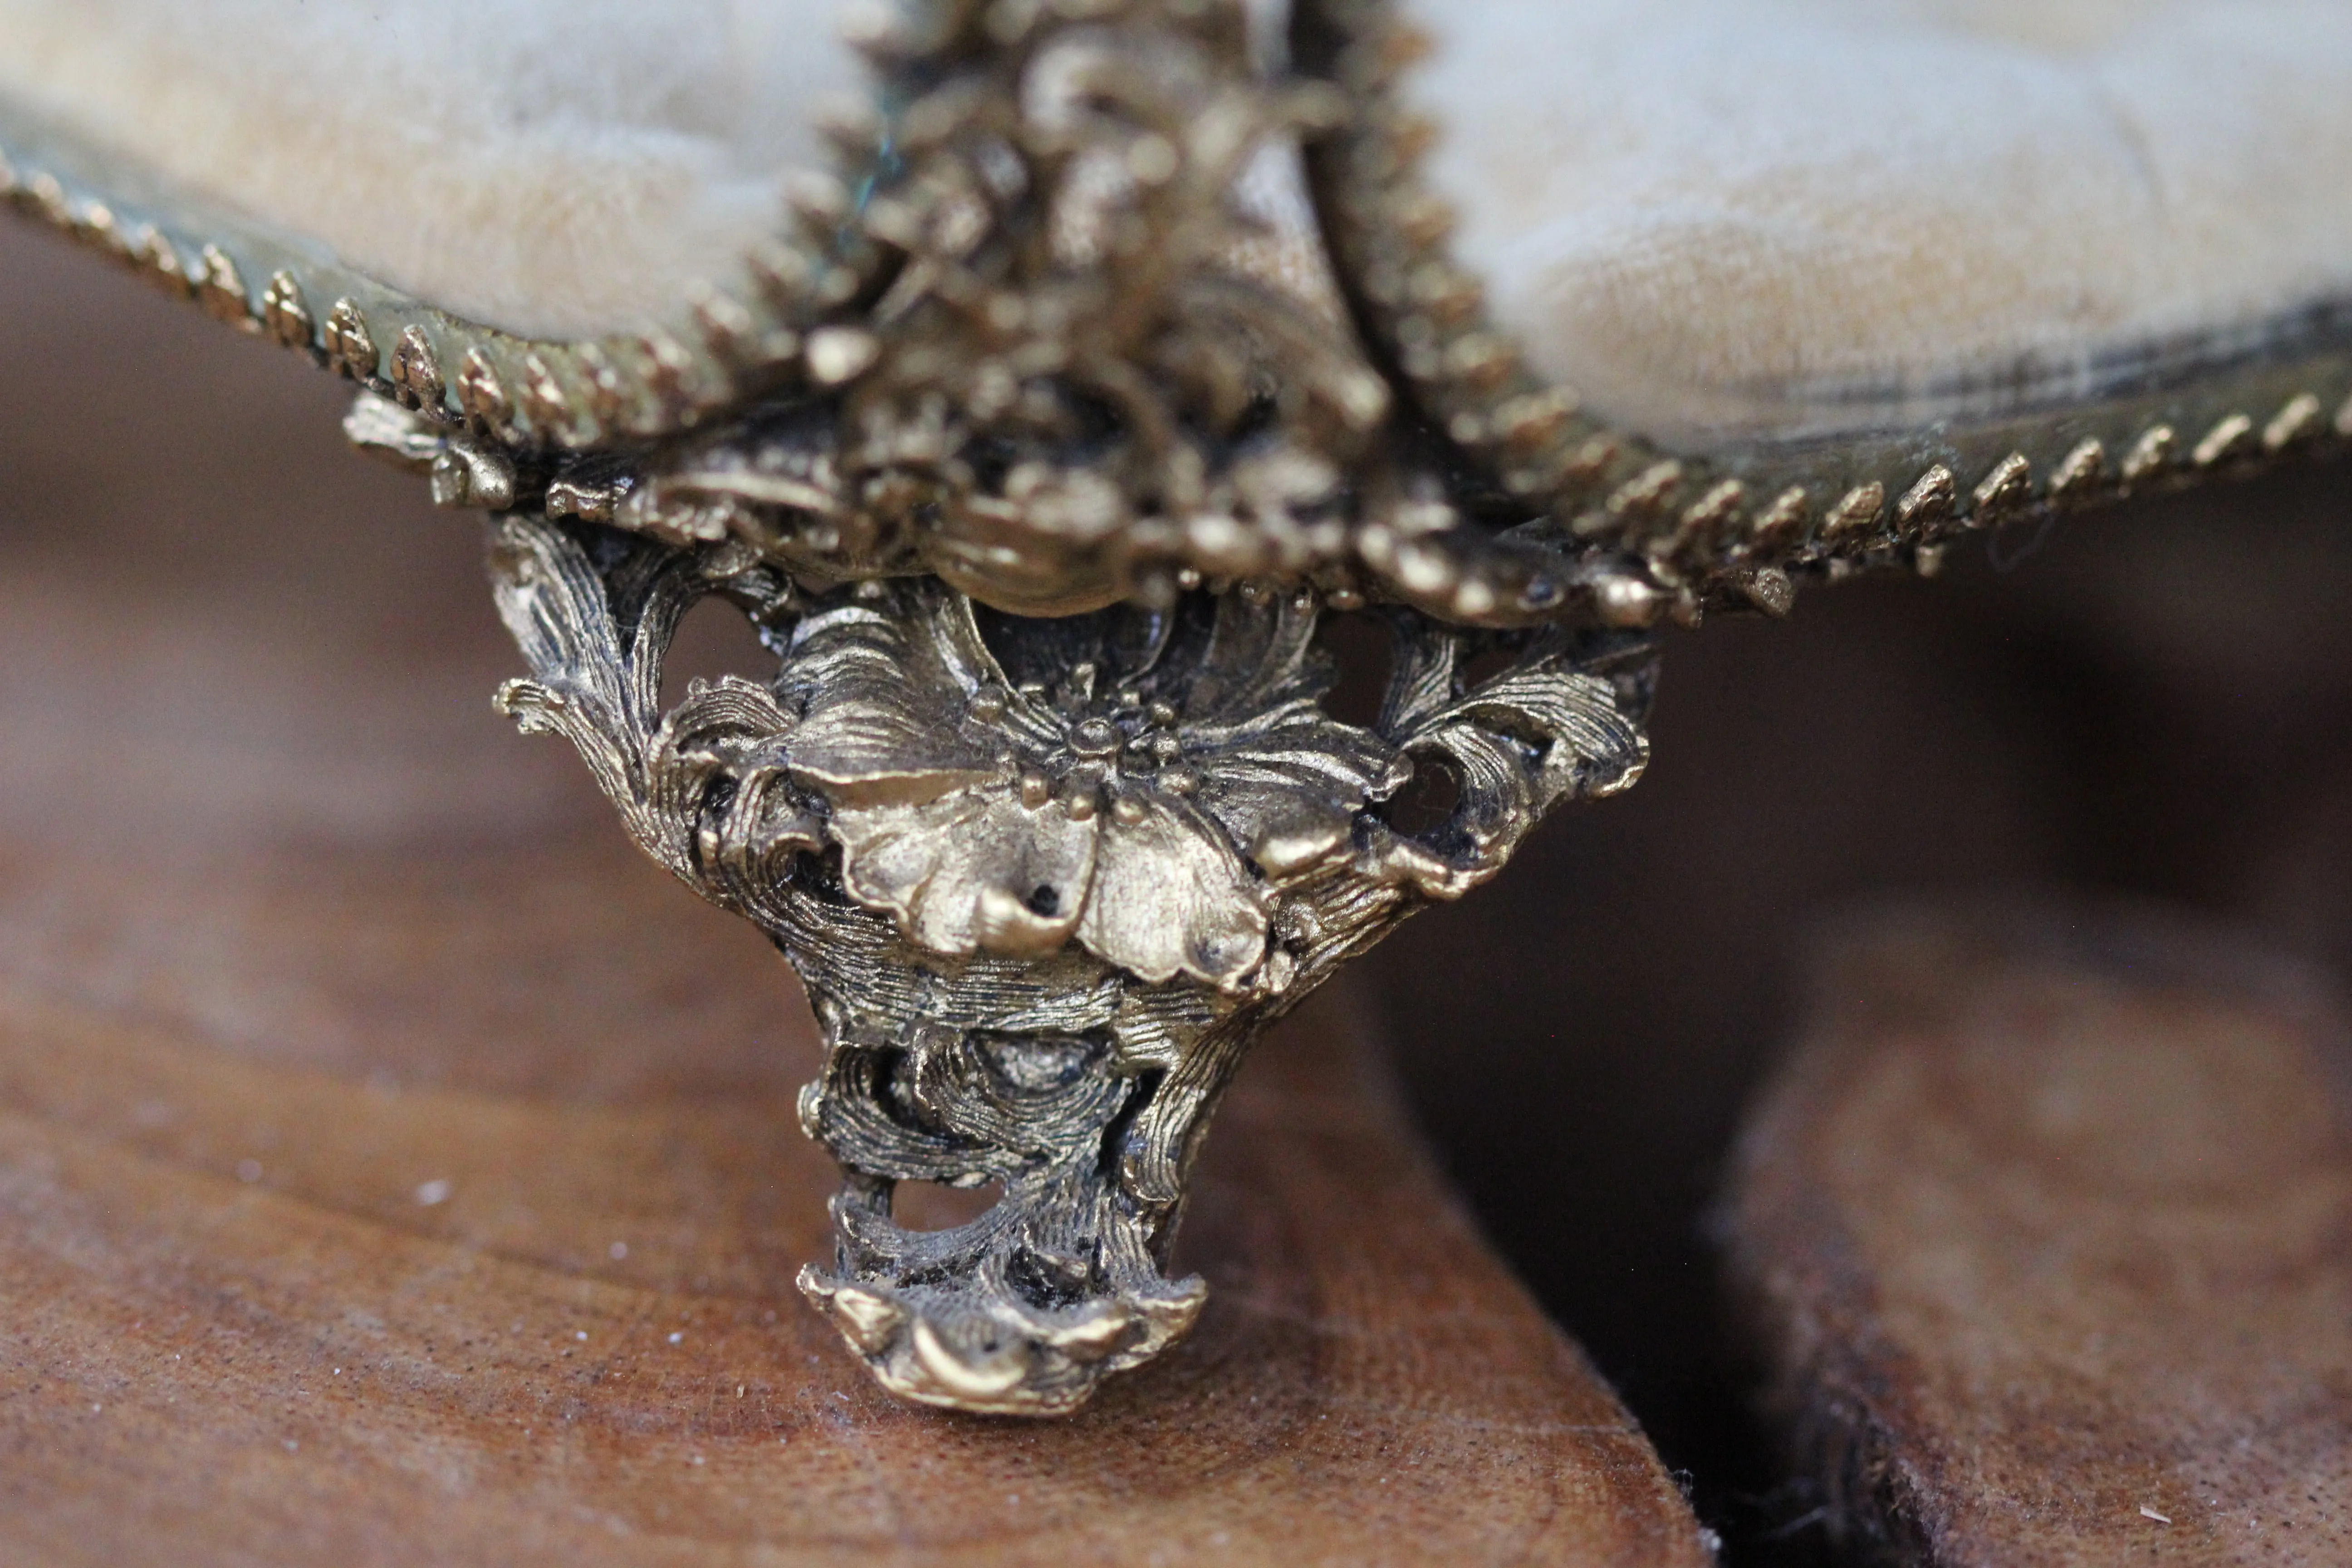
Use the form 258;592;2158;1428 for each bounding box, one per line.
1402;0;2352;444
5;0;2348;450
0;0;860;339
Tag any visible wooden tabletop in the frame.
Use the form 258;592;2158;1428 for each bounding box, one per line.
1727;906;2352;1566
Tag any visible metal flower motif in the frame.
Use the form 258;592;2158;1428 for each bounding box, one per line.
487;514;1656;1414
779;582;1408;990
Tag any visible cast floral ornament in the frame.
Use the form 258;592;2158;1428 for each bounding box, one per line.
784;581;1412;988
0;0;1671;1416
486;513;1652;1412
10;0;2352;1430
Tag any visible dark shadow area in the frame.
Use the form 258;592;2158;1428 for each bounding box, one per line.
1372;458;2352;1563
891;1177;1007;1232
660;594;778;716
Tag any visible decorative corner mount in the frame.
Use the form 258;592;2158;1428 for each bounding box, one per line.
487;514;1651;1413
446;0;1674;1414
391;0;1669;1414
8;0;2340;1429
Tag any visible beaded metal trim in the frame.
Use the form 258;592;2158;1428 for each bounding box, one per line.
0;93;868;449
0;3;1740;629
16;2;2352;629
1297;0;2352;614
12;0;2352;1415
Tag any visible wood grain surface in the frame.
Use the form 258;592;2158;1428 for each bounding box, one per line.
1726;906;2352;1566
0;217;1708;1567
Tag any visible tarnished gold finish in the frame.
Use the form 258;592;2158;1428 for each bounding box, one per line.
486;513;1650;1412
14;0;2352;1414
18;0;2344;631
0;0;1659;628
499;0;1625;625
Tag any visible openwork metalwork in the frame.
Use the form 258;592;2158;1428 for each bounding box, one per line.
16;0;2352;1414
489;513;1650;1412
383;3;1670;1411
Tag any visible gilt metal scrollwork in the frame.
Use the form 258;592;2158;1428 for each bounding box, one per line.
10;0;2352;1421
8;0;1676;1412
459;0;1668;1413
489;514;1650;1411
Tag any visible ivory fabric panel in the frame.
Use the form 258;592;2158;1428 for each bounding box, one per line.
1400;0;2352;442
6;0;2349;448
0;0;862;338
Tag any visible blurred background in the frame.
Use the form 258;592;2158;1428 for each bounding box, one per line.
6;211;2351;1562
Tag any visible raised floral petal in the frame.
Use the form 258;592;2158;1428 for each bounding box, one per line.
791;697;1006;806
1176;589;1324;724
1078;790;1268;988
1192;712;1408;884
832;784;1099;959
786;602;1008;806
1196;784;1357;883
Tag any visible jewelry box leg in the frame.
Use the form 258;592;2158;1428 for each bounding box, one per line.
485;513;1653;1413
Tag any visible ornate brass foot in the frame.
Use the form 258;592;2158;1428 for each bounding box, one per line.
15;0;2352;1444
487;514;1650;1411
15;0;1691;1414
